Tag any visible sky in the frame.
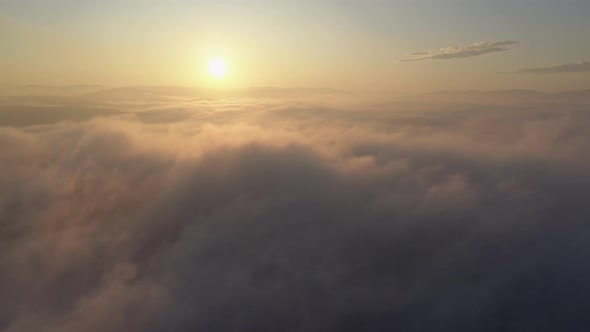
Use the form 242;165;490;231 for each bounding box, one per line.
1;0;590;92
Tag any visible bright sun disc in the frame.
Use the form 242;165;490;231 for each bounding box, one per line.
208;58;228;78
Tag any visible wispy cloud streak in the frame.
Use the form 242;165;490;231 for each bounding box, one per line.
402;41;519;62
514;61;590;74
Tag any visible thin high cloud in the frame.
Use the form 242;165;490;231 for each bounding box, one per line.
514;61;590;74
401;41;519;62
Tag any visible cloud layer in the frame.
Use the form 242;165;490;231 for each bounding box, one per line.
515;61;590;74
2;90;590;331
402;41;519;62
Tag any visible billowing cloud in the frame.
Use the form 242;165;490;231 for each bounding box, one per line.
515;61;590;74
1;89;590;331
401;41;519;61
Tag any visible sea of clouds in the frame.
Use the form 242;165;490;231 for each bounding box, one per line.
1;87;590;331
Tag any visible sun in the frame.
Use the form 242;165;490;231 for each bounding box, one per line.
208;58;228;78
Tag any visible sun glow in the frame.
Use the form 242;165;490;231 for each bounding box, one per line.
208;58;228;78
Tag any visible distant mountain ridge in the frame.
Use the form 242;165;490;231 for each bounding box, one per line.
427;89;545;96
0;85;106;96
422;89;590;102
80;86;352;101
1;85;589;102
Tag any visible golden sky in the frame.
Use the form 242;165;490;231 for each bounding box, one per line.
1;0;590;92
